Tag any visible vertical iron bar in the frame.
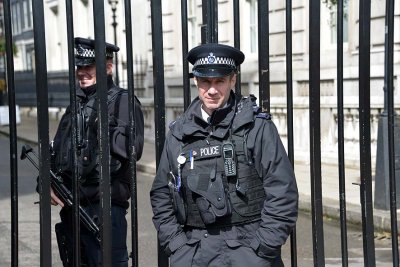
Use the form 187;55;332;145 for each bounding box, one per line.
201;1;207;43
336;0;348;266
32;0;52;265
124;0;140;266
309;0;325;266
383;0;399;265
3;0;18;265
64;0;81;266
358;0;376;265
150;1;168;266
209;0;217;43
151;0;166;190
113;5;119;85
111;3;120;85
92;2;112;266
257;0;270;112
233;0;241;95
285;1;297;266
181;0;191;110
201;0;218;44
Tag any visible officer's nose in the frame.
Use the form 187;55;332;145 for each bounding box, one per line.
207;86;218;95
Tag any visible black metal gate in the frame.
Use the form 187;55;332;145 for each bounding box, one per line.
2;0;399;266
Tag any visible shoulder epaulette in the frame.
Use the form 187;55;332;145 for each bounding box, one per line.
256;112;272;120
252;105;261;114
169;120;177;128
107;86;126;104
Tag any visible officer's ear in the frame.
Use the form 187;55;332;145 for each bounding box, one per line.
106;60;113;75
193;76;198;86
230;74;237;88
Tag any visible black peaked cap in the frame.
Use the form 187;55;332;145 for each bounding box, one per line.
187;43;245;78
74;37;119;67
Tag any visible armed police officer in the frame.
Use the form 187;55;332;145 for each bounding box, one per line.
49;37;144;266
150;43;298;267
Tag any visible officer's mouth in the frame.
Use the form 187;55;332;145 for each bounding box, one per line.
205;97;220;103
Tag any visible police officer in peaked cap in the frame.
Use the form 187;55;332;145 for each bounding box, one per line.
74;37;119;65
48;37;144;266
187;43;245;77
150;42;298;267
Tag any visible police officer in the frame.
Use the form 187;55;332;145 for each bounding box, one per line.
150;43;298;267
50;37;144;266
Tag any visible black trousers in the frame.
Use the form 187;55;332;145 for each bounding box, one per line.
59;203;129;267
170;223;284;267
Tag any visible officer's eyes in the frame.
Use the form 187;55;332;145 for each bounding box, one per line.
198;78;227;84
199;79;210;84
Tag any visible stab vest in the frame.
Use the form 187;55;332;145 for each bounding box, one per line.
180;121;266;228
53;86;126;185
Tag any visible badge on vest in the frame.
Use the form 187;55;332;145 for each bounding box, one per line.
198;145;221;159
181;145;221;170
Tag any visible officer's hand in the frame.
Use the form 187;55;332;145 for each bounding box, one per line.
50;188;64;207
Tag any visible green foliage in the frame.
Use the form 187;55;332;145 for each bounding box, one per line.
323;0;338;6
322;0;348;18
0;37;18;56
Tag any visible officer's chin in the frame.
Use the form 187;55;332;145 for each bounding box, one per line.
80;81;96;89
205;103;222;113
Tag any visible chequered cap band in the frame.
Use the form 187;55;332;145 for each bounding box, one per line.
75;45;114;58
193;53;236;68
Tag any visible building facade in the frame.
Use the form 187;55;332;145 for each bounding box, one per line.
9;0;400;168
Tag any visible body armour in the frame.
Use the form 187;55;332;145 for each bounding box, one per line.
180;123;266;228
53;86;127;185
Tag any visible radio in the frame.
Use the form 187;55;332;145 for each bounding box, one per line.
222;141;237;177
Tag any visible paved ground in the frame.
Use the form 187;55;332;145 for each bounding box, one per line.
0;113;398;266
0;136;158;266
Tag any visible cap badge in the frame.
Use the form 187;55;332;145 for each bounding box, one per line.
207;53;216;64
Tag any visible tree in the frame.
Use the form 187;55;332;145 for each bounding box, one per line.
0;36;17;56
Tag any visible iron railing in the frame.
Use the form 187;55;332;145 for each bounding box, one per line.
2;1;399;266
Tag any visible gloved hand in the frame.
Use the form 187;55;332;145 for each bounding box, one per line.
36;176;64;207
108;115;128;137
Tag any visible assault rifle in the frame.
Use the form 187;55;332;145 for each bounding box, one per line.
20;144;101;243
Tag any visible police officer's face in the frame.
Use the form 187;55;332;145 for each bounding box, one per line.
76;61;113;89
195;74;236;115
76;64;97;88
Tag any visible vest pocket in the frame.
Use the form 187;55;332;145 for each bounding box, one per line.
187;173;232;225
169;238;200;266
229;168;265;217
169;184;187;224
196;197;216;224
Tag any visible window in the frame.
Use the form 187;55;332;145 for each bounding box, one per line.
11;0;32;35
187;0;197;47
248;0;257;53
329;0;348;44
11;3;21;34
0;4;4;36
25;44;34;71
22;0;33;30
